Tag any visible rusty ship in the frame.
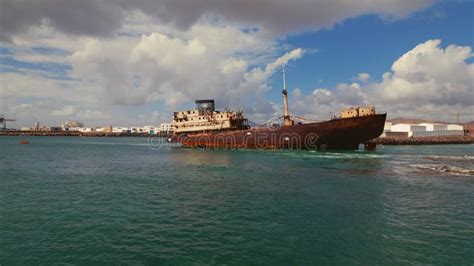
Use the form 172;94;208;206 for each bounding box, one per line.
169;68;386;150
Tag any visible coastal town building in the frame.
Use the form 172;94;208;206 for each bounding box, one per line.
66;127;82;132
78;127;95;133
130;127;142;133
95;126;113;133
143;126;157;134
13;123;172;135
113;127;130;133
160;123;174;133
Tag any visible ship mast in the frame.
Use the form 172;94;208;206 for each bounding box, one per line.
282;65;293;126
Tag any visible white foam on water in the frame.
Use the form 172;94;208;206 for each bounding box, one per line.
269;151;389;160
410;164;474;176
423;155;474;161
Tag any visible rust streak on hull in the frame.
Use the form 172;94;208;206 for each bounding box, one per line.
171;113;386;150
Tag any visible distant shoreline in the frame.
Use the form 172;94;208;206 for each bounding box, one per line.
0;130;170;138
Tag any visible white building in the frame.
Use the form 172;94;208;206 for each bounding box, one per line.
95;126;112;133
391;124;426;137
386;123;464;138
380;122;398;137
160;123;174;133
129;127;142;133
78;127;95;133
67;127;81;132
419;123;447;131
447;124;464;131
412;130;464;137
112;127;130;133
143;125;157;134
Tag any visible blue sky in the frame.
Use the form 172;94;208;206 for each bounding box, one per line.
0;0;473;127
267;1;473;103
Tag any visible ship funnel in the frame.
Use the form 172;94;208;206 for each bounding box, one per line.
282;66;293;126
195;99;215;115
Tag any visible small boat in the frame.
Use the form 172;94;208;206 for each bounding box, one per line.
19;139;29;144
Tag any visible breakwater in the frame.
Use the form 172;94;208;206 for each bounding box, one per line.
374;135;474;145
2;130;473;145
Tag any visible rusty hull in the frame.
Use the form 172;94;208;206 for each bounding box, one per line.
172;113;387;150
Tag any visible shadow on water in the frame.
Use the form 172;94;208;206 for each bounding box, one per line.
165;145;391;179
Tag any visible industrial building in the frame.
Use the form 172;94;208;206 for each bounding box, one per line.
381;122;464;138
20;126;62;132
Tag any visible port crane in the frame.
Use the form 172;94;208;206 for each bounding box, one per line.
0;114;16;130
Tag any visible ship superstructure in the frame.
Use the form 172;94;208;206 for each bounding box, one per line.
172;100;249;134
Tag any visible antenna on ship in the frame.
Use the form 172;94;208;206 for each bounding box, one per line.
281;65;293;126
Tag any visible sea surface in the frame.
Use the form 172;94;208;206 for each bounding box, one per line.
1;136;473;265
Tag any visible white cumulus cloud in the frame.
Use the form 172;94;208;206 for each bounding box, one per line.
289;39;474;122
69;24;302;114
356;73;371;83
370;39;474;107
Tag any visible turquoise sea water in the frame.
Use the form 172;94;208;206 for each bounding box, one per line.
1;136;473;264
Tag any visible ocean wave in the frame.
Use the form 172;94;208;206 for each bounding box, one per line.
268;151;388;160
423;155;474;161
410;164;474;176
